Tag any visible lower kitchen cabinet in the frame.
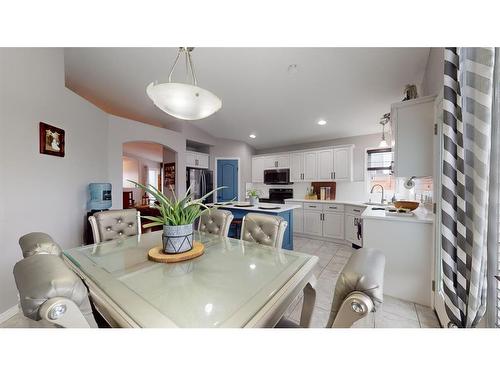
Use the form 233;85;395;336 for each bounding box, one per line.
293;207;304;233
322;212;344;240
303;210;323;236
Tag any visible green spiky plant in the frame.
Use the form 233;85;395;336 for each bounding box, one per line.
128;180;225;228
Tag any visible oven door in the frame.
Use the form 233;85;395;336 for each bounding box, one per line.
264;169;290;184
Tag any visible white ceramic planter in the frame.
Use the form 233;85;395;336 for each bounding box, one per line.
162;223;194;254
249;196;259;205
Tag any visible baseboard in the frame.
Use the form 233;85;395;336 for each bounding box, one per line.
0;305;19;324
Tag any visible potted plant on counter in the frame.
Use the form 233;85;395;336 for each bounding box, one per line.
129;181;224;254
247;188;261;206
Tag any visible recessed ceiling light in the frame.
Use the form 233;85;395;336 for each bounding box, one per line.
317;120;327;126
249;134;256;139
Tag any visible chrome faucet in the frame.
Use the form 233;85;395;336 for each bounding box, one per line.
370;184;385;204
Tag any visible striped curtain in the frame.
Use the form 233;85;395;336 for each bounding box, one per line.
441;47;496;327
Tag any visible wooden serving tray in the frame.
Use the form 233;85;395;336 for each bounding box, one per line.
148;241;204;263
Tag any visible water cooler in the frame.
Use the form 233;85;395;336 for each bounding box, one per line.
85;183;112;244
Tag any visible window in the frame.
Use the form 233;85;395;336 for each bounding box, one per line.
366;148;395;201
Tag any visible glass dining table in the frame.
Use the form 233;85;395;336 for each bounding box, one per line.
63;231;318;328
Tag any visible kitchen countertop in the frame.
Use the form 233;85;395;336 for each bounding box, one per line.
362;206;434;224
285;198;434;224
210;202;302;213
284;198;367;206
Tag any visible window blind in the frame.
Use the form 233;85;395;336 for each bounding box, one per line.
367;148;393;173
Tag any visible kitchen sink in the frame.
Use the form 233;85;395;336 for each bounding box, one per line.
363;202;390;207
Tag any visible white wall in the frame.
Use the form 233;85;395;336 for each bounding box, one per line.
421;48;444;96
0;48;109;313
210;138;255;200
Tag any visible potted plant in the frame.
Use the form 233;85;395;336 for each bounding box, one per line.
247;188;261;205
129;181;224;254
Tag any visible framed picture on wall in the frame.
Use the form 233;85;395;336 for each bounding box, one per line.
39;122;65;157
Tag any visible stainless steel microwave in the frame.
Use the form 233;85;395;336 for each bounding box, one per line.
263;169;292;185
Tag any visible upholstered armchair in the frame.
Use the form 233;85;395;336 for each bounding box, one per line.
276;248;385;328
198;209;234;237
240;213;288;249
14;232;98;328
88;209;141;244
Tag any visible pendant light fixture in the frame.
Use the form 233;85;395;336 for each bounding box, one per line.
378;113;390;148
146;47;222;121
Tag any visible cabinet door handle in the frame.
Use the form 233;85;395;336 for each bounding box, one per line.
334;171;336;179
309;205;317;208
330;172;333;179
353;209;360;213
329;206;337;209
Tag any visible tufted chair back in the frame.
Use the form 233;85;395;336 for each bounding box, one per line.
88;209;141;244
18;232;63;258
198;209;234;237
240;213;288;249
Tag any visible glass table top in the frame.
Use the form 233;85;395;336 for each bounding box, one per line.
63;231;316;328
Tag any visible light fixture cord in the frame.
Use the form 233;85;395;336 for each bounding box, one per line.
168;48;182;83
167;47;197;85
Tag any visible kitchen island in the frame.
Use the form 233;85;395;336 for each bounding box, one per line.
211;203;301;250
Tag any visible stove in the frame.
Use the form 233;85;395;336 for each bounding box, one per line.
259;188;293;204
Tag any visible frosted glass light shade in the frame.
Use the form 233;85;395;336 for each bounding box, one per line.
378;139;388;148
146;82;222;120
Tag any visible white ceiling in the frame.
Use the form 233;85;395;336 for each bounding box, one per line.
123;142;163;163
64;48;430;150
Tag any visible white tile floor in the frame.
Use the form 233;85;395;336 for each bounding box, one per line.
285;236;441;328
0;236;441;329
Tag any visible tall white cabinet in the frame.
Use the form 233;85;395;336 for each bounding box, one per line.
390;95;436;177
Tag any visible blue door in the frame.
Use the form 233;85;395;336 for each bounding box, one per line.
217;159;238;202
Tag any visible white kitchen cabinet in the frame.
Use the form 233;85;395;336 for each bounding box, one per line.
290;152;304;182
303;151;317;181
333;147;353;181
322;212;345;240
251;156;265;182
317;149;334;180
390;95;436;177
303;210;322;236
186;151;209;169
293;207;304;233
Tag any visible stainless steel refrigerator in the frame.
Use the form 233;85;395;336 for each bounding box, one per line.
186;168;214;203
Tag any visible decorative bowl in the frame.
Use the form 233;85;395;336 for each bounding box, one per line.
394;200;419;211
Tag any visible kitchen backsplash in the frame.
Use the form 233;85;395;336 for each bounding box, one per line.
249;177;433;203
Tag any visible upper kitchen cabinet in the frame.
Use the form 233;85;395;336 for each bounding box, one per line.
390;95;436;177
186;151;209;169
317;149;334;180
290;151;317;182
332;146;353;181
251;156;266;182
265;154;290;169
